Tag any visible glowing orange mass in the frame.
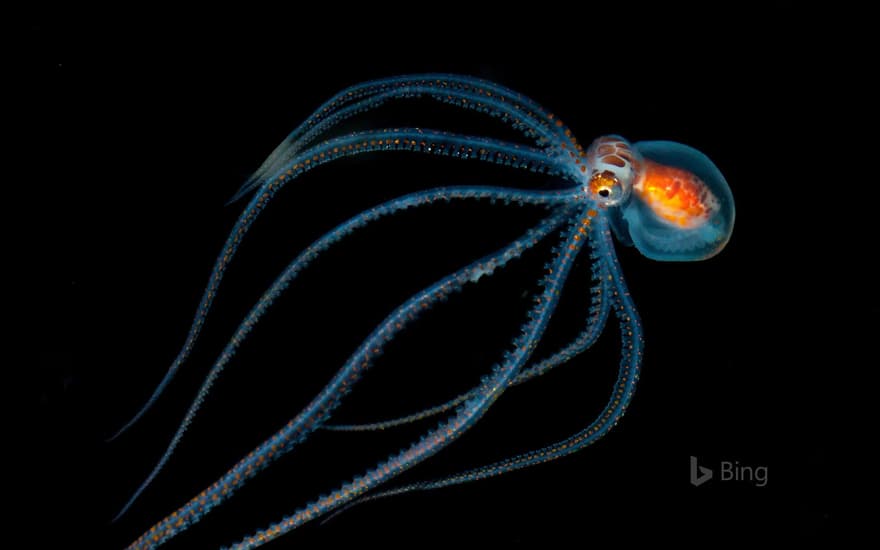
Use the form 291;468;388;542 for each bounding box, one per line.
635;159;718;228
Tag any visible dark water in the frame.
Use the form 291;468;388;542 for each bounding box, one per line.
27;13;839;549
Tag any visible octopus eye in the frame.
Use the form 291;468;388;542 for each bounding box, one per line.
588;171;626;205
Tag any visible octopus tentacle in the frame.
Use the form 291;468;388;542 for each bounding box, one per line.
220;205;595;550
108;129;563;442
319;216;645;519
324;254;611;432
112;186;576;521
233;73;575;202
124;205;577;549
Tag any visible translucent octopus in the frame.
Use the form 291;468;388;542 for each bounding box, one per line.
111;74;735;549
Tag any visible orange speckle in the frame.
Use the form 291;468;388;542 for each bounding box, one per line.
580;165;587;173
555;119;564;127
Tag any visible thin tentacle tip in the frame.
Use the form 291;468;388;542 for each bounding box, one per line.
224;194;245;207
109;505;129;525
318;502;357;527
105;423;131;444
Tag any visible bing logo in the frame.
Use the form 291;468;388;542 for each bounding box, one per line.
690;456;768;487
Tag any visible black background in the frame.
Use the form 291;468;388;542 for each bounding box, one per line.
27;9;845;549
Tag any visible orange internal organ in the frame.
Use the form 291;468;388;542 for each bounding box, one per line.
635;159;718;228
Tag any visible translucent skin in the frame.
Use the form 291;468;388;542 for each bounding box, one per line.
624;141;735;261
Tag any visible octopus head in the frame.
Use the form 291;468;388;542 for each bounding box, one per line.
586;136;735;261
